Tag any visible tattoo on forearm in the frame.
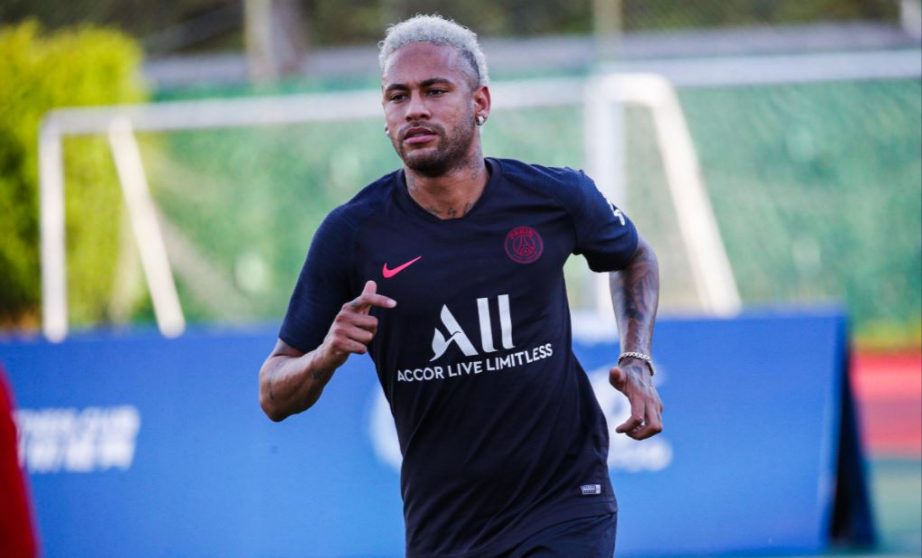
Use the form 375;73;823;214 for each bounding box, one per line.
610;245;660;354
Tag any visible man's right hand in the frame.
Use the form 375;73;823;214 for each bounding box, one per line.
259;280;397;421
316;280;397;371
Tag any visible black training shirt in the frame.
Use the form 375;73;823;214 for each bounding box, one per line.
280;158;638;557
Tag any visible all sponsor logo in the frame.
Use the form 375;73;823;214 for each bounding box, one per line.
393;293;553;383
431;294;514;361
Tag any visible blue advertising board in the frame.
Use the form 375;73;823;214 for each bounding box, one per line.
0;310;872;557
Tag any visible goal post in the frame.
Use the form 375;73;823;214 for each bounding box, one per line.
39;89;384;342
584;73;741;319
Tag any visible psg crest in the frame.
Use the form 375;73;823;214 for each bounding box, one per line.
504;226;543;264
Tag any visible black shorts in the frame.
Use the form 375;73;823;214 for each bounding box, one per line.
503;512;618;558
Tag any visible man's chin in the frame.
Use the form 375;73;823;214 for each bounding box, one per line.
402;152;451;177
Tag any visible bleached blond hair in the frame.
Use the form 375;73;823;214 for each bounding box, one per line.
378;14;489;87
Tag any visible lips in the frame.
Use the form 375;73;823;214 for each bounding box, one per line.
402;126;438;145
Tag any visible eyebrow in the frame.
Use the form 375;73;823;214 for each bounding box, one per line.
384;77;454;93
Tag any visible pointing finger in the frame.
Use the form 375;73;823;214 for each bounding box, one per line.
348;280;396;314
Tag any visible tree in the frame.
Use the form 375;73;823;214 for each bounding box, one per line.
0;22;147;328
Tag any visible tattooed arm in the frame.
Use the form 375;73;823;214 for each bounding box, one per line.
259;339;336;421
259;281;396;421
608;235;664;440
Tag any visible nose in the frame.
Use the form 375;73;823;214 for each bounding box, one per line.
405;91;430;122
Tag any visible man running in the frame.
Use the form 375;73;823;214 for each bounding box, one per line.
260;14;663;557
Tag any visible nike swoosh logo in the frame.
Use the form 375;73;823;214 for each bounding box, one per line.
382;256;422;279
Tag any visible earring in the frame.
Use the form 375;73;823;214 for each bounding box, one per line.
475;115;485;126
384;126;389;135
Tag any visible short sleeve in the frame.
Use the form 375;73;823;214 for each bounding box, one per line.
570;172;639;272
279;208;357;353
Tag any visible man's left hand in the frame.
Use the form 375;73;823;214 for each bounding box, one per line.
609;362;664;440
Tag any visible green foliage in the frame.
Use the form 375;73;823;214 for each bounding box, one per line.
0;21;146;327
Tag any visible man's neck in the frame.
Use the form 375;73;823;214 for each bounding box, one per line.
405;154;489;220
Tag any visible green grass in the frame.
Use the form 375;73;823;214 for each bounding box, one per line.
868;458;922;554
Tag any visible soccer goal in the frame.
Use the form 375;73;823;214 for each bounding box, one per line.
38;72;741;341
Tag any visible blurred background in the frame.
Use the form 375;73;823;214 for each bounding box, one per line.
1;1;920;556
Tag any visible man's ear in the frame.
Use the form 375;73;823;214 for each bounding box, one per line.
473;84;491;121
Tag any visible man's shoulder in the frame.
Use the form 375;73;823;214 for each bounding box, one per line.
323;170;399;227
494;157;584;179
493;157;593;200
343;170;400;211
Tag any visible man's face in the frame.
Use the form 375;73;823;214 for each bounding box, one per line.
381;42;488;177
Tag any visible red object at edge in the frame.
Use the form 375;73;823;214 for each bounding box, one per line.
0;364;39;558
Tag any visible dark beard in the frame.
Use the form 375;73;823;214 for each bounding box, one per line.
397;118;476;178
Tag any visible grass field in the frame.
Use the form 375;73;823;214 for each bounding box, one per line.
867;458;922;556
